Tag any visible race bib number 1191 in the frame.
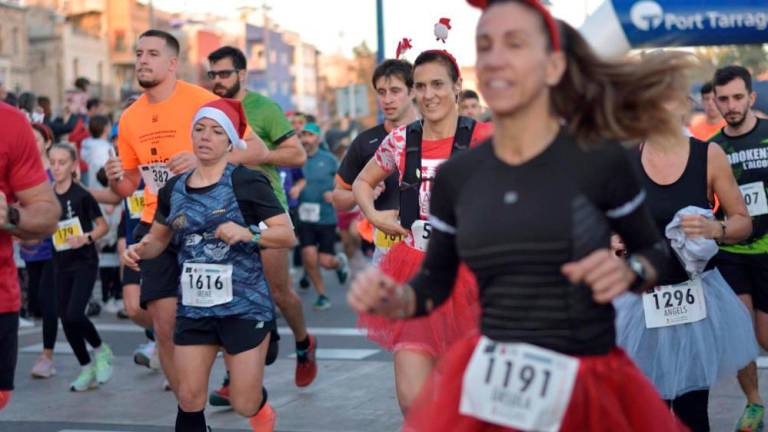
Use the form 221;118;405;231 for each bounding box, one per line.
460;338;579;432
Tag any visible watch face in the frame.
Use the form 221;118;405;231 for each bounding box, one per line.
249;224;261;234
9;207;20;225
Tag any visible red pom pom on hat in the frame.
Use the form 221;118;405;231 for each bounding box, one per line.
193;98;248;149
466;0;560;52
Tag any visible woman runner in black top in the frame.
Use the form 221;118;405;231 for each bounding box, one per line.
612;97;755;431
348;1;695;430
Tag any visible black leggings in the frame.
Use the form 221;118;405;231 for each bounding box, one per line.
56;266;102;365
666;389;709;432
26;260;57;350
100;244;122;302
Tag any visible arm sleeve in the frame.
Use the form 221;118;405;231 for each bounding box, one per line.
233;167;286;225
117;119;140;171
600;146;669;288
408;165;462;316
337;136;363;186
263;103;295;147
84;192;104;221
154;176;180;226
9;118;48;193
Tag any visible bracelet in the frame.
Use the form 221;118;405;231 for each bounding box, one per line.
717;221;727;243
87;233;94;244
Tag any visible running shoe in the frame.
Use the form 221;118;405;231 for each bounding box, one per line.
116;308;129;319
94;343;114;384
295;335;317;387
133;342;156;368
103;299;120;314
30;356;56;379
209;372;231;407
18;317;34;328
313;295;332;311
70;365;98;392
162;379;172;391
149;344;161;370
248;402;276;432
335;253;349;284
298;272;310;290
736;403;765;432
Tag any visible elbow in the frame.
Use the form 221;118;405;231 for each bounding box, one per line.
279;231;297;249
331;190;353;211
43;205;62;235
287;148;307;168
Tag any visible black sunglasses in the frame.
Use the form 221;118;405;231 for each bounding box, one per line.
207;69;239;80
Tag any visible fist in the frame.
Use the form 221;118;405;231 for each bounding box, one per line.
105;157;124;182
215;222;251;245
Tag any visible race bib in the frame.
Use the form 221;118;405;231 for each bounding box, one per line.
460;337;579;432
126;190;145;219
374;228;404;249
181;263;233;308
298;203;321;223
139;163;171;194
740;181;768;217
642;278;707;329
410;220;432;251
52;217;84;251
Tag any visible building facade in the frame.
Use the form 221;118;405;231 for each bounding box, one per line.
0;0;31;94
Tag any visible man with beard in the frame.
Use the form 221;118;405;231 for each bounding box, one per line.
205;47;314;405
331;59;418;265
710;65;768;432
104;30;269;395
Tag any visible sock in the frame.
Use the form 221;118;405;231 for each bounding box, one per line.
145;328;155;341
93;345;102;354
295;336;310;360
175;406;206;432
82;362;92;370
0;391;11;410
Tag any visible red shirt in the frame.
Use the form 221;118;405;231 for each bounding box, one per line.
0;103;48;313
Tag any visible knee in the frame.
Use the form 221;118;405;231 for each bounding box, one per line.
318;255;334;269
176;384;206;412
230;391;263;417
151;317;175;343
124;301;142;320
301;249;317;265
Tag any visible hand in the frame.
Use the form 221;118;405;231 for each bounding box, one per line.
347;267;413;319
610;234;627;257
371;210;408;237
167;151;198;175
289;185;301;200
0;192;7;226
372;182;386;200
105;156;125;182
215;221;251;245
323;191;334;203
680;215;720;239
123;242;145;272
561;249;636;304
67;235;89;249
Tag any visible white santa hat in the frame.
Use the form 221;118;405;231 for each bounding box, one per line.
192;98;248;150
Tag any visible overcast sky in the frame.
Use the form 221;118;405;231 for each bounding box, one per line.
153;0;604;66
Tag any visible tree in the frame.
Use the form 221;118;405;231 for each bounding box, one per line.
694;44;768;80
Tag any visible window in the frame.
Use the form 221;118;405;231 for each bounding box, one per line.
114;30;126;52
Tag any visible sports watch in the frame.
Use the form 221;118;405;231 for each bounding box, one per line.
249;224;262;243
2;207;20;231
627;255;648;292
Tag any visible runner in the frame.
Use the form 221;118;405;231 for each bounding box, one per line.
690;82;725;142
48;143;114;391
0;100;60;411
710;65;768;432
104;31;269;394
349;1;696;430
206;46;316;405
22;123;58;379
353;49;493;413
295;122;348;310
458;89;482;120
332;59;419;265
612;96;756;431
124;98;291;432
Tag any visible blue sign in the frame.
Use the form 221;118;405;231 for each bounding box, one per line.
613;0;768;47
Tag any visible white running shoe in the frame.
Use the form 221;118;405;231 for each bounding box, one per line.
18;317;34;328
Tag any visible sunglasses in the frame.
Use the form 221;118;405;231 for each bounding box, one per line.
207;69;239;80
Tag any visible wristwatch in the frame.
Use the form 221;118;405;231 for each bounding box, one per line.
248;224;262;243
2;207;20;230
627;255;648;292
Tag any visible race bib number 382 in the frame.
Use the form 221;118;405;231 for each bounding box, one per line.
460;338;579;432
139;163;171;194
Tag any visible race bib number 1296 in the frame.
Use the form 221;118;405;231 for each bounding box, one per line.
460;338;579;432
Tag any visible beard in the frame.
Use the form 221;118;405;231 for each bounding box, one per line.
213;80;240;99
138;79;160;89
724;110;748;128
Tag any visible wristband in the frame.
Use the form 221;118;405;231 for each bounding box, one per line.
87;233;94;244
716;221;727;243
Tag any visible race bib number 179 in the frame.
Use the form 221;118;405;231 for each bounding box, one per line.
460;337;579;432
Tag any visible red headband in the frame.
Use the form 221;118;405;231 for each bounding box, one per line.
419;49;462;79
467;0;561;52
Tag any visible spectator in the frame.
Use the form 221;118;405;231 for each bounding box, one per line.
458;89;482;120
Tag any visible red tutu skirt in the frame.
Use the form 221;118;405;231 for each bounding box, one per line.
357;241;481;357
404;335;689;432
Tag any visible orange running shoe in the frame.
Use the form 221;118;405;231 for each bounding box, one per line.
248;402;276;432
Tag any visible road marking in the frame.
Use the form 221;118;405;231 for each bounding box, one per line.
289;348;380;360
757;356;768;369
19;323;367;337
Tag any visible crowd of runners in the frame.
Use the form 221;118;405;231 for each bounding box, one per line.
2;0;768;431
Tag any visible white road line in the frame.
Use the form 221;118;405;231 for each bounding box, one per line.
19;323;367;337
288;348;380;360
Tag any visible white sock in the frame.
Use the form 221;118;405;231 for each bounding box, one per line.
82;362;92;371
93;346;102;354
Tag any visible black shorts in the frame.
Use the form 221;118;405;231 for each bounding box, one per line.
122;266;141;286
175;316;275;355
715;250;768;312
134;222;180;309
0;312;19;390
298;223;337;255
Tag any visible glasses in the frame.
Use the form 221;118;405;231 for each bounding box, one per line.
207;69;239;80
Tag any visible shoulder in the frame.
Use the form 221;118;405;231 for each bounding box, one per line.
71;183;93;200
118;97;147;124
233;165;272;187
437;139;492;181
0;103;27;126
178;81;218;103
